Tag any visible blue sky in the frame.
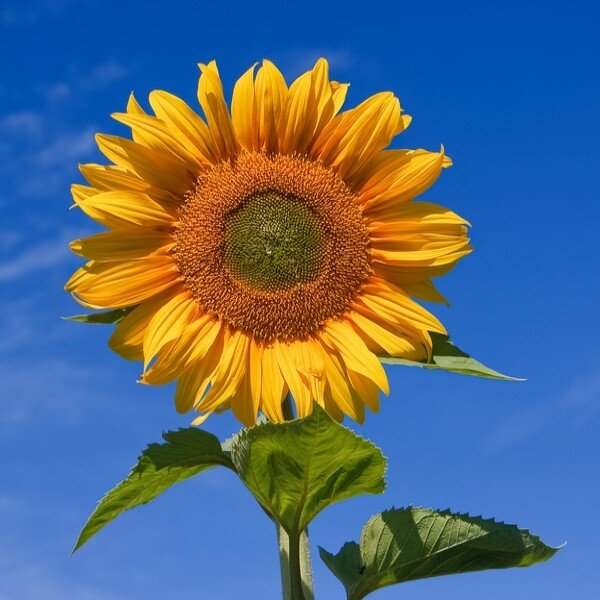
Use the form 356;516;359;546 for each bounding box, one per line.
0;1;598;598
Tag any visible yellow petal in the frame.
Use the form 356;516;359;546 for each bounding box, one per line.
108;288;179;360
71;184;98;204
143;291;198;368
259;344;286;422
126;92;146;116
70;229;173;261
197;330;251;421
274;340;312;418
73;190;177;229
357;279;446;344
370;240;472;268
96;133;193;195
367;201;469;234
296;338;325;408
125;93;148;145
148;90;219;166
66;257;180;308
311;92;406;180
246;339;264;420
143;316;222;385
317;341;364;422
398;278;450;305
278;58;338;155
197;61;239;160
111;112;202;171
329;81;349;115
323;320;389;394
231;64;257;151
254;59;288;152
79;163;176;206
359;149;450;213
346;370;380;413
174;348;221;413
348;310;427;359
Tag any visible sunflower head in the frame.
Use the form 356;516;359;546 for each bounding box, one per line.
66;58;471;426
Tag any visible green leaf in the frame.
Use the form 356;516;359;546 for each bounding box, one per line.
73;428;235;553
230;404;386;534
380;332;522;381
320;506;560;599
63;307;135;325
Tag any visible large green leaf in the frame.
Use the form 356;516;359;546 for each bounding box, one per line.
320;507;559;599
73;428;234;553
230;404;386;534
380;332;522;380
63;307;134;325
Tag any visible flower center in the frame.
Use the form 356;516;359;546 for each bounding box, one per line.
222;191;326;292
173;152;371;342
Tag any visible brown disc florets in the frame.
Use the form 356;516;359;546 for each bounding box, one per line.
173;152;371;342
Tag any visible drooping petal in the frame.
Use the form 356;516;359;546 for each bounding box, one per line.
323;319;389;394
274;340;312;418
196;330;252;423
142;291;198;368
348;310;428;360
259;344;286;422
316;339;365;422
108;288;180;360
142;316;222;385
174;346;222;414
355;278;448;353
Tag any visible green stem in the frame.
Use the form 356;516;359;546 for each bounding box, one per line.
277;394;313;598
277;525;314;600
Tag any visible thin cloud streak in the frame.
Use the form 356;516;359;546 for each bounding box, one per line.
0;230;75;282
486;368;600;451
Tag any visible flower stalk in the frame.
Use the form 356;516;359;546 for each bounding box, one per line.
277;525;314;600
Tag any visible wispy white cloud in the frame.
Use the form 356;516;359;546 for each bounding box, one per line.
486;368;600;451
0;111;43;136
0;565;119;600
0;0;100;27
0;117;96;199
81;61;128;90
36;128;96;168
0;229;23;251
0;491;120;600
39;82;72;103
0;229;75;282
35;60;129;106
0;357;102;425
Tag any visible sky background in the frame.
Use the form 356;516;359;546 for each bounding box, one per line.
0;1;598;598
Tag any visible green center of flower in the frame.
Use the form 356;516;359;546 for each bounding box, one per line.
222;191;327;292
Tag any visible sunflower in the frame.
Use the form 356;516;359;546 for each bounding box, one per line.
66;58;471;426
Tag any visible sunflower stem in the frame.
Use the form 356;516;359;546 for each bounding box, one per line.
277;525;314;600
277;394;313;598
